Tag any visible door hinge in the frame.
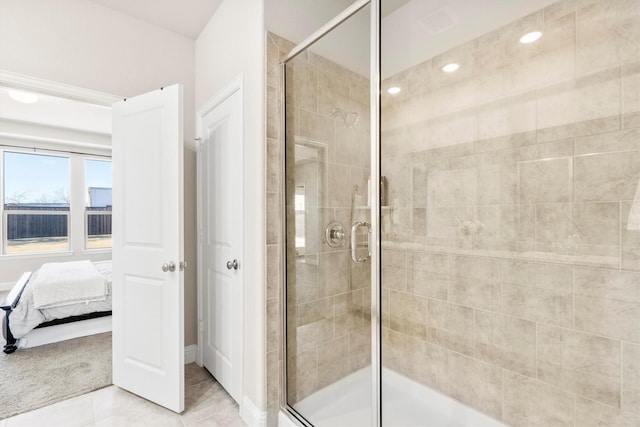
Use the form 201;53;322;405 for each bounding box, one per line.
194;137;203;152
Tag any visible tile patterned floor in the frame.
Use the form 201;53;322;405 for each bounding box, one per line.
0;363;247;427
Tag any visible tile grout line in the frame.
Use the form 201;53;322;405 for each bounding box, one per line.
619;340;624;414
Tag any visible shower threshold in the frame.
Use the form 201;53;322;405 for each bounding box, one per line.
293;367;507;427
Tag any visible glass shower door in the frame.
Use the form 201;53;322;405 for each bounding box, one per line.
283;4;373;426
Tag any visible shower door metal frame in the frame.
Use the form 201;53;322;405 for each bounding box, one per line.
369;1;382;426
279;0;382;425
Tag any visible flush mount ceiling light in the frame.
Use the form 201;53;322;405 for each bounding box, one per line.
8;89;39;104
442;63;460;73
520;31;543;44
387;86;401;95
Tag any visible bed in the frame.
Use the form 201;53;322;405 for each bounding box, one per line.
1;260;112;354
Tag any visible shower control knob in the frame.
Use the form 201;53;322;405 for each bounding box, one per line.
331;229;345;240
325;221;346;248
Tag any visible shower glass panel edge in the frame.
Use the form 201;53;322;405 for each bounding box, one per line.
370;1;382;427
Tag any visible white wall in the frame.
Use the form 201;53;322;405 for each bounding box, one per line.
0;0;199;346
195;0;266;420
0;0;194;111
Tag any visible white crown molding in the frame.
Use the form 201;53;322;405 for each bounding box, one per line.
0;70;122;106
0;132;111;153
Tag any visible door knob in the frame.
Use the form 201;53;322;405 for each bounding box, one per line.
179;261;188;271
226;259;239;270
162;261;176;272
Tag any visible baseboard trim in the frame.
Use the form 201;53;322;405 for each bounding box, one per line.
184;344;197;364
240;396;267;427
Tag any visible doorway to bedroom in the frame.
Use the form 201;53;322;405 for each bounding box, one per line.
0;83;114;284
0;75;192;419
0;81;115;419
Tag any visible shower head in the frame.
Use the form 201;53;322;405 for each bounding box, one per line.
332;107;359;128
345;111;359;127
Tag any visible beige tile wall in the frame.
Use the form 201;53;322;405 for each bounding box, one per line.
380;0;640;425
265;31;290;427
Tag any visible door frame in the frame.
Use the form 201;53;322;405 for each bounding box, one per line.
195;75;244;391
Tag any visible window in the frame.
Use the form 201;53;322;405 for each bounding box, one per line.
294;185;305;253
3;152;70;254
0;149;112;256
85;159;112;249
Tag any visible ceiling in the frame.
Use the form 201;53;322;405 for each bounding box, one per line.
1;0;224;134
1;0;561;133
47;0;561;73
88;0;224;39
381;0;558;77
266;0;559;77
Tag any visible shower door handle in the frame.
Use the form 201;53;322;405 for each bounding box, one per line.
351;221;371;263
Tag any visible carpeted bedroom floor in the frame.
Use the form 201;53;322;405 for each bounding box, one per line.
0;332;112;419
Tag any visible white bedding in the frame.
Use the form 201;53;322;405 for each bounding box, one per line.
32;260;107;309
8;261;112;339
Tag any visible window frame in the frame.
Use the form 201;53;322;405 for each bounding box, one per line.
83;157;113;251
0;146;112;258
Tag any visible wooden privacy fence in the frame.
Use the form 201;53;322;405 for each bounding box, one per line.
86;211;112;236
4;205;112;239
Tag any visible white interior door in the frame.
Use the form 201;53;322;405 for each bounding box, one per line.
112;84;184;413
198;86;243;403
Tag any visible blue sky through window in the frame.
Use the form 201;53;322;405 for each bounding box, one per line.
85;159;112;189
3;152;112;205
86;159;112;207
4;152;70;204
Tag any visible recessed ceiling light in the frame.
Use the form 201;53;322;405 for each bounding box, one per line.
8;89;39;104
387;86;401;95
520;31;542;44
442;63;460;73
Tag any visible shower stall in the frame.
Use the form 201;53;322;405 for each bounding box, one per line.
275;0;640;425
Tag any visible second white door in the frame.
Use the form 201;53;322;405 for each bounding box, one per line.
198;86;243;403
